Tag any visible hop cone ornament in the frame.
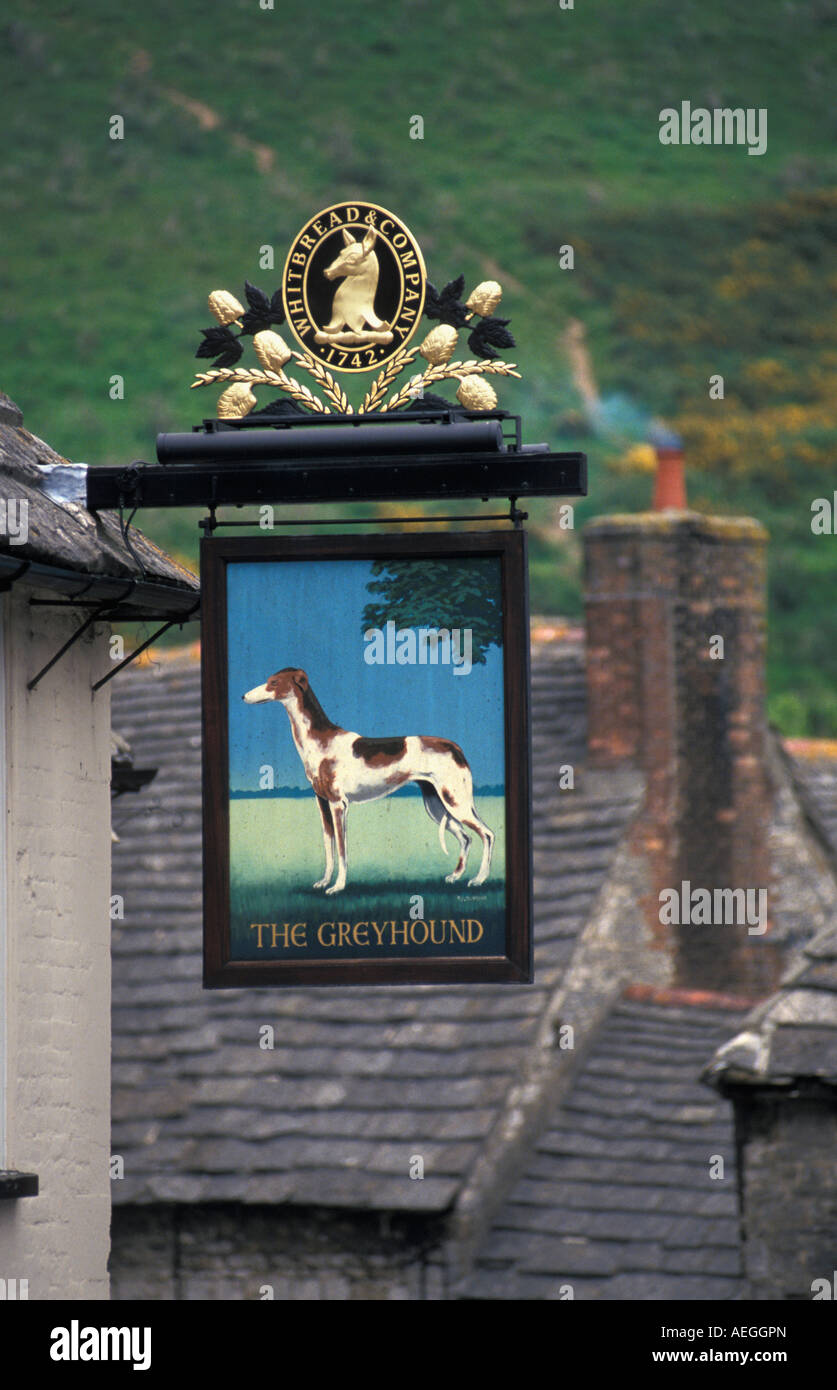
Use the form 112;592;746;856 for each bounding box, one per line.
253;330;292;371
208;290;245;326
456;375;498;410
465;281;502;318
419;324;458;366
217;382;256;418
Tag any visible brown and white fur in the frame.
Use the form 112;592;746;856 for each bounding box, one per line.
243;667;494;895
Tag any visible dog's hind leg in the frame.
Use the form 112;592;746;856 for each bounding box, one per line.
435;784;494;887
418;780;472;879
313;795;335;890
461;807;494;886
443;817;472;883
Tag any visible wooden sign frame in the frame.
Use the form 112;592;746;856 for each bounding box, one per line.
201;530;532;986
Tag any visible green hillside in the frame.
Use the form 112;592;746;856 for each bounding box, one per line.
2;0;836;728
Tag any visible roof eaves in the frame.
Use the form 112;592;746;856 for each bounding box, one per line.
0;549;200;622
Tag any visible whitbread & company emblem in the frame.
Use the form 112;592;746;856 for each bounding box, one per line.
190;200;521;416
282;200;425;372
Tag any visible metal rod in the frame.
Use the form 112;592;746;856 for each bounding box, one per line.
28;605;110;690
27;581;137;691
91;600;200;692
158;420;506;465
199;512;520;529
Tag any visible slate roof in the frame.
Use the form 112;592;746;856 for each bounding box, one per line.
0;391;198;616
460;997;745;1300
702;741;837;1091
110;634;644;1210
703;920;837;1089
109;622;837;1297
781;740;837;873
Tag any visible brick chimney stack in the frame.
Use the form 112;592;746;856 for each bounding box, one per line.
584;512;779;996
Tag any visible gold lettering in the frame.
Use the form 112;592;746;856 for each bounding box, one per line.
429;920;446;945
318;921;336;946
380;218;393;234
364;210;378;226
405;273;421;286
249;923;269;949
449;919;466;943
392;232;407;248
270;922;289;949
337;922;351;947
312;220;325;236
344;206;359;223
329;211;342;227
289;299;304;313
391;921;409;945
399;250;417;268
291;922;307;947
405;289;419;302
291;252;306;266
370;921;385;946
300;234;315;249
467;918;484;943
410;920;429;945
353;921;369;947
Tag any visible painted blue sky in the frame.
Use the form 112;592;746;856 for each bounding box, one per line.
227;557;506;792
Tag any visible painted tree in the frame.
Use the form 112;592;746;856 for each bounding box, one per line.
362;558;503;666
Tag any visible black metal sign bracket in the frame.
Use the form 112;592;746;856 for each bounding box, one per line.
27;581;137;691
86;410;587;514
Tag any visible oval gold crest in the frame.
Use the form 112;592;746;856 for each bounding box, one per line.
281;201;427;373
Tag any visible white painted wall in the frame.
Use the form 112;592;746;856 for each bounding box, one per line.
0;584;111;1299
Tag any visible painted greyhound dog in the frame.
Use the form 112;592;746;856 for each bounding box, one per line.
243;667;494;895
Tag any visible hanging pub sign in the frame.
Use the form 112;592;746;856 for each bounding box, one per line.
174;199;584;987
201;531;532;986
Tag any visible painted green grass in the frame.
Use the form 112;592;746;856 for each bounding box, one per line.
229;793;506;960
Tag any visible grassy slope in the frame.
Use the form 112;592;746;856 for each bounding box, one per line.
2;0;836;726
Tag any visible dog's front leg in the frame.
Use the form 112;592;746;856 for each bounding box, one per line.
325;800;348;895
313;795;335;890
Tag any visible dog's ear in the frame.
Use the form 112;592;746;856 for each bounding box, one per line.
293;670;308;691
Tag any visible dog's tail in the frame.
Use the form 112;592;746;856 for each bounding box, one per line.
438;815;450;856
418;780;450;856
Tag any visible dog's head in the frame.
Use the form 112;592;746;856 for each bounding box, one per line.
243;667;308;705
